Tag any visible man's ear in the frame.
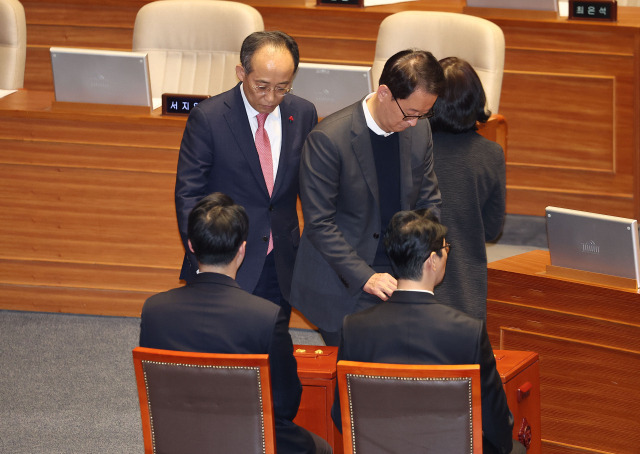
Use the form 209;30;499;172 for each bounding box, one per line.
235;64;246;82
424;251;437;272
188;239;195;254
377;84;392;101
235;241;247;264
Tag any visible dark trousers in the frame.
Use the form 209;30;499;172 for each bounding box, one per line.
253;252;291;318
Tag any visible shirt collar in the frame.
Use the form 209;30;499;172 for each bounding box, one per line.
394;289;435;295
363;92;393;137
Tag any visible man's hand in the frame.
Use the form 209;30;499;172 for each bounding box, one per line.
363;273;397;301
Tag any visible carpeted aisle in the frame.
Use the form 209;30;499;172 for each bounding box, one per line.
1;311;142;453
0;214;546;453
0;310;322;453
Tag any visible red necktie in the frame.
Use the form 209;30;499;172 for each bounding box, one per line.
255;113;273;254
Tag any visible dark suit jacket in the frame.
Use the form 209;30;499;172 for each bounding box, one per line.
175;83;318;300
139;272;317;454
433;131;506;320
330;290;514;454
290;100;441;331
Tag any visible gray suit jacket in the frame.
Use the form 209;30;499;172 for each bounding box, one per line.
290;100;441;331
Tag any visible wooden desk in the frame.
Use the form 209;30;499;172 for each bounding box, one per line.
20;0;640;218
487;250;640;453
495;350;541;454
294;345;540;454
0;90;185;316
294;346;343;454
0;90;504;324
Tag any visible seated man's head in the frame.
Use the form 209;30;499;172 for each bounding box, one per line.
384;209;449;288
187;192;249;271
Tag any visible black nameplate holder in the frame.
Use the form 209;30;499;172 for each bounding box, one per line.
162;93;209;116
317;0;362;6
568;0;617;21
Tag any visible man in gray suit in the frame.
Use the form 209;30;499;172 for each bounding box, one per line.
290;50;444;345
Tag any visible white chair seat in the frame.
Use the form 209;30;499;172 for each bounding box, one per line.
0;0;26;89
133;0;264;98
372;11;505;113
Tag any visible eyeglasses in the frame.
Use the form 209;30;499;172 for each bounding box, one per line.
250;85;292;97
394;97;434;121
424;242;451;262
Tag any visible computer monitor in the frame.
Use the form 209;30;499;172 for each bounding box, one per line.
545;206;640;287
292;62;373;118
50;47;152;108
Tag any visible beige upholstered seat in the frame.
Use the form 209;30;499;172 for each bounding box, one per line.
132;0;264;99
132;347;276;454
0;0;26;89
372;11;505;113
337;360;482;454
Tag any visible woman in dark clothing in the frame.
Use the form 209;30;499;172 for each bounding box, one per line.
430;56;506;320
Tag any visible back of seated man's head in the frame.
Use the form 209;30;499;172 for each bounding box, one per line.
384;209;448;281
187;192;249;266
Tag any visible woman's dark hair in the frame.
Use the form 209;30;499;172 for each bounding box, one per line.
429;56;490;133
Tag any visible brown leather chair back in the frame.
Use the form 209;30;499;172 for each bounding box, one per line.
133;347;276;454
337;361;482;454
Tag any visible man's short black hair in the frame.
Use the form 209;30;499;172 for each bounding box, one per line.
240;30;300;74
187;192;249;266
384;209;448;280
379;49;445;100
430;56;491;134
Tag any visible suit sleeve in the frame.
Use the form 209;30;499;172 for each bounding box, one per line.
268;307;303;421
475;321;514;454
299;128;376;293
414;126;442;219
174;106;215;270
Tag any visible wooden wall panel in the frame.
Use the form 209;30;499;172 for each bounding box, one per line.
487;250;640;453
0;92;185;317
498;40;636;215
503;72;615;170
18;0;640;219
0;259;178;293
0;285;158;317
0;165;180;265
501;329;640;454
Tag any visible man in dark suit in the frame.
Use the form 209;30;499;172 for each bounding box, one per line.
140;193;331;454
290;50;443;345
330;209;525;454
175;31;318;316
